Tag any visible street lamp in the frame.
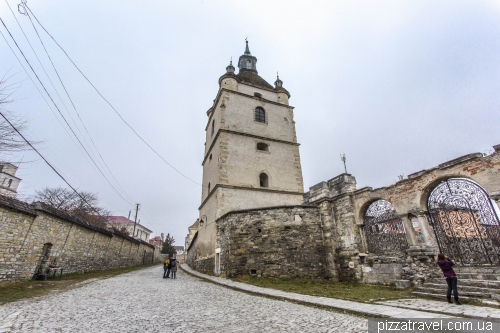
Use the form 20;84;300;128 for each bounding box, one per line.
200;215;207;227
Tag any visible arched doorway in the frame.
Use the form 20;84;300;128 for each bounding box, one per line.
427;178;500;265
363;200;409;254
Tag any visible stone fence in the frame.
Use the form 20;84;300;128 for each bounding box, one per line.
215;205;329;279
0;195;162;283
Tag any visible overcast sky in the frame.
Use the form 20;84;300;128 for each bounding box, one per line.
1;0;499;245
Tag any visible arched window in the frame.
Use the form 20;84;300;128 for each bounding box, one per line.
246;60;252;69
7;179;12;187
211;119;215;136
256;143;269;151
255;107;265;123
362;200;408;255
259;173;268;187
209;154;212;161
208;182;211;194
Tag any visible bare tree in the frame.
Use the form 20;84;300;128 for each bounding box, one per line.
35;186;110;228
0;74;32;157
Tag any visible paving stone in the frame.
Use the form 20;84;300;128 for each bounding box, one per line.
0;266;367;333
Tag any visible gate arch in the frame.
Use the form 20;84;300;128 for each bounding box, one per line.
363;200;409;254
427;178;500;265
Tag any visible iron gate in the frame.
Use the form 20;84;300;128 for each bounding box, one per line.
363;200;409;255
427;178;500;266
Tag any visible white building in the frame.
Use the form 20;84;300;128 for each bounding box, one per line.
0;163;21;198
106;216;152;242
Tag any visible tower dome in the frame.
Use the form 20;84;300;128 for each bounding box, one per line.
237;40;258;73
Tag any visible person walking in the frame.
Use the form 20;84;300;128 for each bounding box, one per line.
170;258;178;279
437;253;461;305
163;257;170;279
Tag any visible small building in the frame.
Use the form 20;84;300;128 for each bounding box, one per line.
0;163;21;198
106;216;152;242
174;245;185;255
185;218;199;250
149;236;162;247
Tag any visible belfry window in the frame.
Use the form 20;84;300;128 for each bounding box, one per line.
255;107;265;123
246;60;252;69
259;173;269;188
256;143;269;151
7;179;12;187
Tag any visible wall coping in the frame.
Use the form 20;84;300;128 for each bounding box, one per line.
216;204;319;223
0;194;37;216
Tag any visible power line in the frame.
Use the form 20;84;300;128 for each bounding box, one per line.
0;109;109;225
0;17;133;205
23;4;203;187
11;1;135;203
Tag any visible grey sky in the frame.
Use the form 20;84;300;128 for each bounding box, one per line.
1;0;499;245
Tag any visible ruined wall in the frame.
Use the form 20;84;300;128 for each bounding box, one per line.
216;205;330;279
0;196;160;283
304;145;500;286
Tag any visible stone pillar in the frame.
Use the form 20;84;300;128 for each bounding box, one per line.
399;214;418;247
357;223;368;254
417;212;438;247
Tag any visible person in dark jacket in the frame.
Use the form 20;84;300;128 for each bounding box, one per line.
437;253;461;305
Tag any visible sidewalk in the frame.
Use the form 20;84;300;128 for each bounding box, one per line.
180;264;500;320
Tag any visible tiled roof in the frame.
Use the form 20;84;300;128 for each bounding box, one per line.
0;194;36;216
189;218;200;229
106;216;135;224
236;71;274;90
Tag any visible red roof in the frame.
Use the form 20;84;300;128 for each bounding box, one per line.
106;216;135;224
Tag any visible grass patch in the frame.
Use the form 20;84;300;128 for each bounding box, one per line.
232;276;414;303
0;263;159;305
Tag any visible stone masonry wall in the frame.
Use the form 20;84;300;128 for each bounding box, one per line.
0;195;160;283
216;205;330;279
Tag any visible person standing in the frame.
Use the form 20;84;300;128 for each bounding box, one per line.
163;257;170;279
166;256;172;278
437;253;461;305
170;258;178;279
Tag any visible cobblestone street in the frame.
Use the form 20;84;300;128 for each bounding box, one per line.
0;266;367;333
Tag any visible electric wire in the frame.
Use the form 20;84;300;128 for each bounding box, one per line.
0;109;110;225
23;4;203;187
1;28;151;233
0;17;133;205
5;1;134;203
5;0;98;167
11;1;135;202
0;29;94;167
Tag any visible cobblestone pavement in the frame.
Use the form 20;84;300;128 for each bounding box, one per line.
0;266;367;333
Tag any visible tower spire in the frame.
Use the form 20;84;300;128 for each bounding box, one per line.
244;38;251;55
238;39;258;73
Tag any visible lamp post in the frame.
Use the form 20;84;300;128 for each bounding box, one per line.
200;215;207;227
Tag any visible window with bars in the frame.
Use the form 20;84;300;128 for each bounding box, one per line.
255;107;265;123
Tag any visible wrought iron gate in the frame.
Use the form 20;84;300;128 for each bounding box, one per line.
427;178;500;266
363;200;409;255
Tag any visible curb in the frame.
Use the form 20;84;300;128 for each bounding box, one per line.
179;264;452;319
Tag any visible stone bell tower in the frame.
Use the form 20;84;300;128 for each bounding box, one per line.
196;41;304;258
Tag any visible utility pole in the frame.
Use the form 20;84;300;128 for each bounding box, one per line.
340;153;347;174
132;203;140;239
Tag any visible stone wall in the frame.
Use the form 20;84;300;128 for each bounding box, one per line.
216;205;330;279
0;195;161;283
